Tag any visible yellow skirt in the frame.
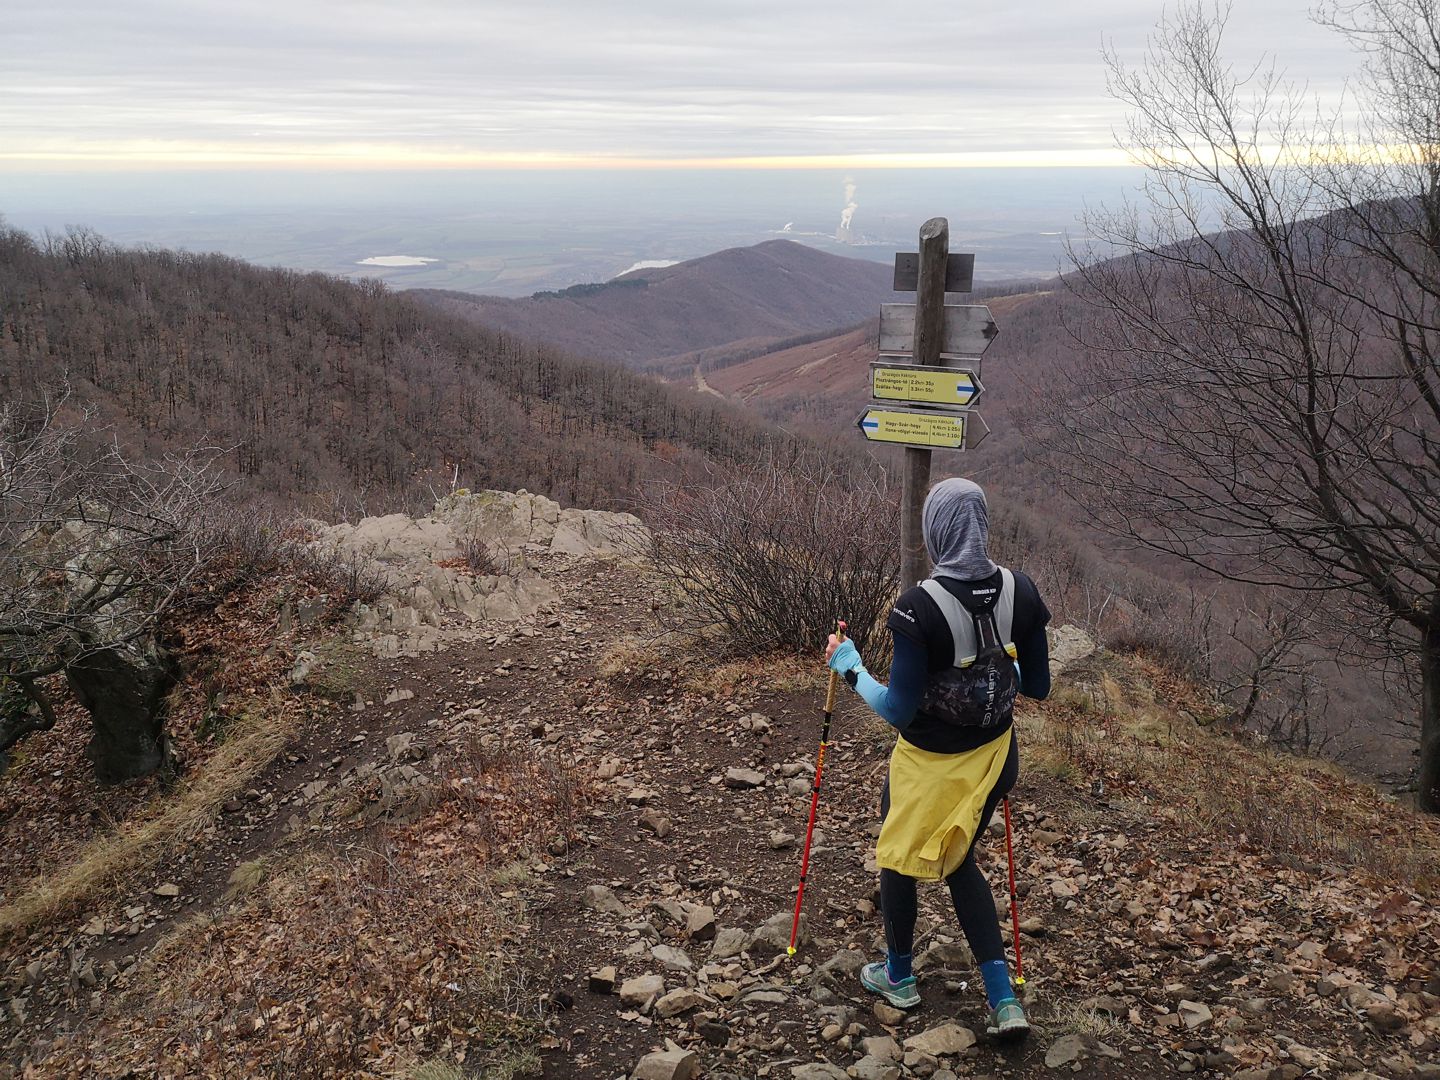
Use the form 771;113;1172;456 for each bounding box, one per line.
876;728;1013;881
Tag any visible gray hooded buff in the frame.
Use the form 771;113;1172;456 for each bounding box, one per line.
923;478;998;581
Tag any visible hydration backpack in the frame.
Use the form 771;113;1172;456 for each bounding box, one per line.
917;570;1020;729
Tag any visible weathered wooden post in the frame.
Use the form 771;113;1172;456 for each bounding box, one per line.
857;217;995;589
901;218;950;588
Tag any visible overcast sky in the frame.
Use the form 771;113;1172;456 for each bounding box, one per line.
2;0;1362;170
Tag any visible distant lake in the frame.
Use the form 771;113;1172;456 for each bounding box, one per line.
615;259;677;277
357;255;437;267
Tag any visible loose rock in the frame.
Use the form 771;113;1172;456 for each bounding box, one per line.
588;966;617;994
724;767;766;789
651;944;693;972
619;974;665;1009
582;884;629;916
653;988;707;1018
903;1023;976;1056
709;927;753;960
1044;1033;1123;1069
632;1047;700;1080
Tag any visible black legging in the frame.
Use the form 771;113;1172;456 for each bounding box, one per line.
878;728;1018;967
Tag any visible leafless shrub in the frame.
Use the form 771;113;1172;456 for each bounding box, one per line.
301;545;389;607
640;449;899;662
1101;583;1219;684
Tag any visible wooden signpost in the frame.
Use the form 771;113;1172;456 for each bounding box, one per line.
856;217;995;588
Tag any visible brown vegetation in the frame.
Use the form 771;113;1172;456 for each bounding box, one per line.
30;735;584;1077
0;222;795;517
641;450;899;662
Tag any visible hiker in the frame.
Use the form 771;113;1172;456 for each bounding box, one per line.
825;477;1051;1040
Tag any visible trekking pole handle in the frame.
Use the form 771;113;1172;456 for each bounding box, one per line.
823;621;848;714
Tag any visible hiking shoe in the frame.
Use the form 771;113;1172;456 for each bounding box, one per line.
986;997;1030;1041
859;961;921;1009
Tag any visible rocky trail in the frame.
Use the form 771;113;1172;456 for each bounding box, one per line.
491;565;1439;1080
2;493;1438;1079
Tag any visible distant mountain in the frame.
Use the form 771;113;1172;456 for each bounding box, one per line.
0;225;800;514
410;239;899;369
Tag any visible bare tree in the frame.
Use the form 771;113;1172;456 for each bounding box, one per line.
1035;1;1440;809
0;390;225;782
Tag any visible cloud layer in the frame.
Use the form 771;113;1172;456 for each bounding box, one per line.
4;0;1360;166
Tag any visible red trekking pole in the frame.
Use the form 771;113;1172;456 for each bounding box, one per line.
1003;796;1026;985
787;620;846;957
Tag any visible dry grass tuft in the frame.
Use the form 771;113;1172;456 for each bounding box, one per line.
598;629;827;701
0;698;302;942
687;653;821;698
1040;999;1124;1039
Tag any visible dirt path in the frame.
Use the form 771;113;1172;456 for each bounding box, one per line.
693;365;726;399
5;554;1437;1078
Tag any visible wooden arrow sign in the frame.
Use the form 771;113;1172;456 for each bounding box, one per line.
879;303;998;356
893;252;975;293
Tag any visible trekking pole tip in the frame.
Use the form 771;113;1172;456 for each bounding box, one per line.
786;946;796;957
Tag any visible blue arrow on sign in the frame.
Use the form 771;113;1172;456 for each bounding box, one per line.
861;418;879;432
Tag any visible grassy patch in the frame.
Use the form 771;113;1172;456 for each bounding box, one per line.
1039;999;1124;1039
598;630;824;700
1031;654;1440;893
0;697;303;942
302;636;373;701
33;738;582;1076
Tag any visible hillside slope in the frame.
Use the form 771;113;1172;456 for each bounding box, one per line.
411;239;899;368
693;291;1049;433
0;225;797;513
4;533;1436;1078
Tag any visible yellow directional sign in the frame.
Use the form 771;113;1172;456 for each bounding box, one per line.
871;362;983;408
857;407;986;450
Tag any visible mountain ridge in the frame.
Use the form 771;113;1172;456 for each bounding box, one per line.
0;223;802;515
410;238;899;368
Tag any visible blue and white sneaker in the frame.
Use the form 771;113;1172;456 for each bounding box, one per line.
859;961;921;1009
986;996;1030;1041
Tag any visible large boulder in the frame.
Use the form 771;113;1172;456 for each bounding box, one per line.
310;490;647;656
1048;624;1097;675
433;489;647;560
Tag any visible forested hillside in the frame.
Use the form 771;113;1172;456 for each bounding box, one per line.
0;224;792;513
412;239;898;369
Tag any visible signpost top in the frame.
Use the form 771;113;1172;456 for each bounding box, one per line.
893;252;974;294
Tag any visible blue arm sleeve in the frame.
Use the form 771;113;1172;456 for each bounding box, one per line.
852;631;928;730
1015;622;1051;700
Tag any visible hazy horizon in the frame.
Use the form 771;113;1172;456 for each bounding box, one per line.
1;165;1147;295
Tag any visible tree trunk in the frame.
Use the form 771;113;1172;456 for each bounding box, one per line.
1419;621;1440;815
65;640;178;785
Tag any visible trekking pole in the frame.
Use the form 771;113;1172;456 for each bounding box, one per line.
1003;797;1026;985
787;619;846;957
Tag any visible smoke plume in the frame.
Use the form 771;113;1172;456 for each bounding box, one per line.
837;176;858;243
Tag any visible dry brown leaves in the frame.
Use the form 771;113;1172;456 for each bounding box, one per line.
31;739;589;1078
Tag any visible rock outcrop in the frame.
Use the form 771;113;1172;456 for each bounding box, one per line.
311;489;647;657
